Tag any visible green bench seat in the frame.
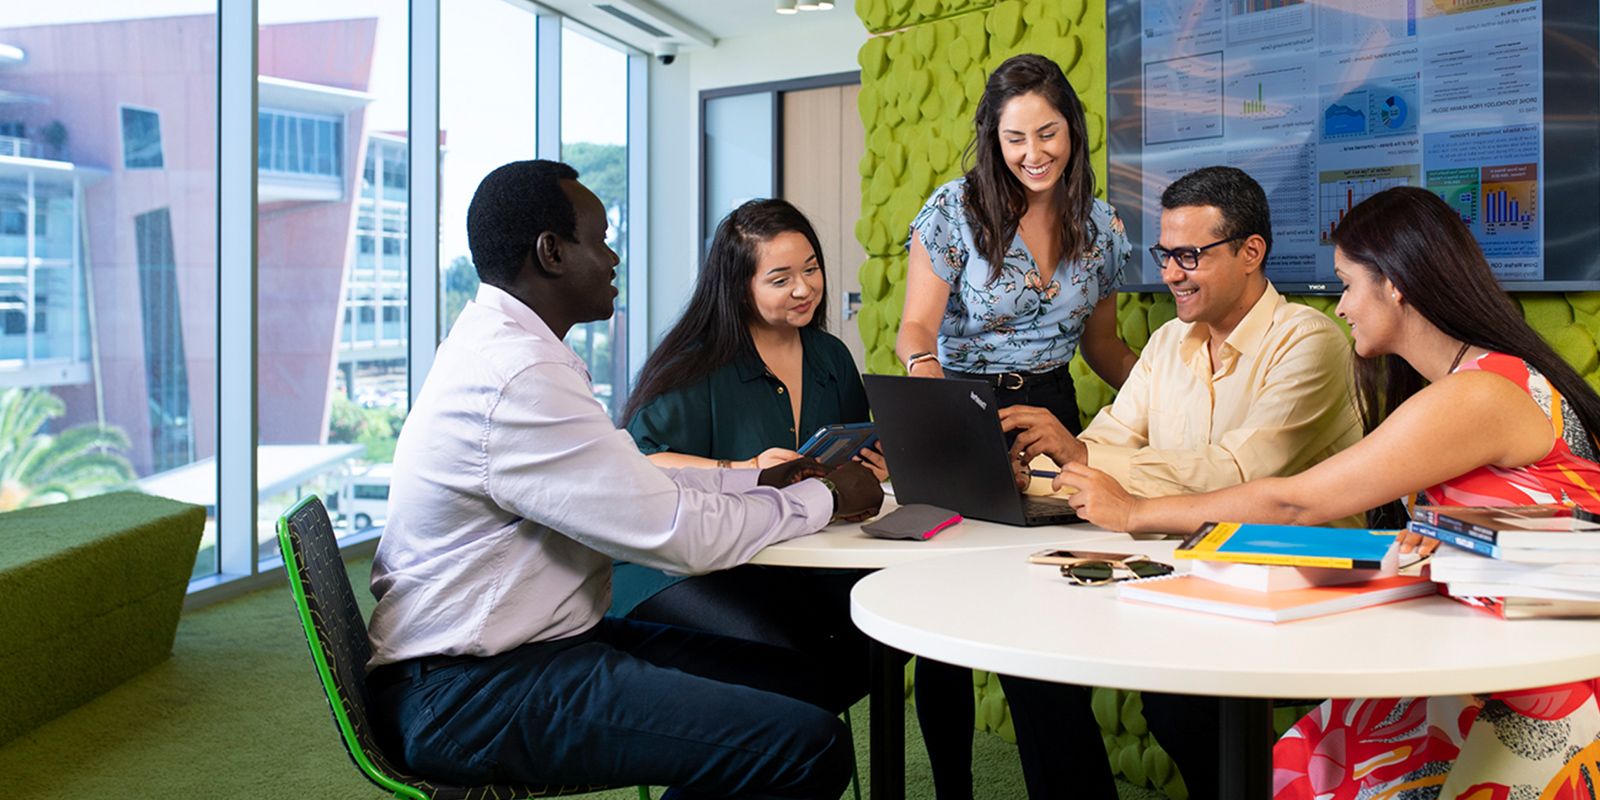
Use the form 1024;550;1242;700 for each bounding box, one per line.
0;492;204;746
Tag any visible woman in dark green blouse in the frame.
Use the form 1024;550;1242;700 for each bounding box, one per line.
614;198;881;708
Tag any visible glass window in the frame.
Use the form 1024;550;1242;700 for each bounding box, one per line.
258;109;342;178
121;106;165;169
561;25;629;416
0;8;218;579
257;4;408;551
439;0;538;337
703;92;775;258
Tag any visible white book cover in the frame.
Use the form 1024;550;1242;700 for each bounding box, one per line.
1189;559;1391;593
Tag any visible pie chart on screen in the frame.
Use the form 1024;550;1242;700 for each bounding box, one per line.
1379;95;1407;129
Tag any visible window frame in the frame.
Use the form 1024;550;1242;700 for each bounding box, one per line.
118;104;166;170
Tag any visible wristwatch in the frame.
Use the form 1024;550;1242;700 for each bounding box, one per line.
904;351;936;373
817;475;839;515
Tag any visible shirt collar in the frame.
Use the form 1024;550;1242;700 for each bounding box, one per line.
1179;282;1283;363
732;328;840;386
470;283;591;382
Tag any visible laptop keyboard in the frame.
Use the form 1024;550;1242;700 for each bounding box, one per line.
1022;495;1079;523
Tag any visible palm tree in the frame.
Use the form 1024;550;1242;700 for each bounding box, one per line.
0;387;135;512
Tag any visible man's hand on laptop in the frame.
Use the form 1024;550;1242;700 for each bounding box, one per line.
826;462;884;523
999;405;1087;466
757;457;828;488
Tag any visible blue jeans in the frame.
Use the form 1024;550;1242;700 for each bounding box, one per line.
369;618;853;799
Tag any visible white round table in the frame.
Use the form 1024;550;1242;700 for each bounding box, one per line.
851;540;1600;799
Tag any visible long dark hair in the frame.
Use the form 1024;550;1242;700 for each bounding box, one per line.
1335;187;1600;521
623;198;827;425
961;54;1096;284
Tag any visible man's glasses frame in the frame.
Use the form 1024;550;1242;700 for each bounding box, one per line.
1147;234;1247;272
1059;556;1175;586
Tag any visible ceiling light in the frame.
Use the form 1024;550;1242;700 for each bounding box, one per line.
816;1;835;7
775;0;798;13
796;0;822;9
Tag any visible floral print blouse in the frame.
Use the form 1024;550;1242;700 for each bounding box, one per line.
908;177;1130;374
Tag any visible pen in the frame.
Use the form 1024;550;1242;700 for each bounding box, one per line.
1029;469;1060;479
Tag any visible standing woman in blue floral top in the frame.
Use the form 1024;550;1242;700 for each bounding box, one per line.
895;53;1133;800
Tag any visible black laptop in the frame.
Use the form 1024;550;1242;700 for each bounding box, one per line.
863;374;1080;527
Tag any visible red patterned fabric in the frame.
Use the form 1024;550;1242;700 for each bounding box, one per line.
1273;353;1600;800
1425;352;1600;512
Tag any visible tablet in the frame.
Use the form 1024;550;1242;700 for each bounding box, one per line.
797;422;877;467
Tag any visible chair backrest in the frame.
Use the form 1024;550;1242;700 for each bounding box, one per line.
278;495;631;800
278;495;430;800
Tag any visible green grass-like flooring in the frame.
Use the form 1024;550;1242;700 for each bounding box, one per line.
0;558;1166;799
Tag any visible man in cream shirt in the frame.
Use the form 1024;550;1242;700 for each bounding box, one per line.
1000;166;1361;800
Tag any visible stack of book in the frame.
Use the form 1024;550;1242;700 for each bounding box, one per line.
1117;522;1434;623
1408;504;1600;619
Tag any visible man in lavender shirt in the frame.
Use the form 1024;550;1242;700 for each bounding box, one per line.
365;159;882;798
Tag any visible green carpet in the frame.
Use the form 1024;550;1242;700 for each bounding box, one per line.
0;557;1167;799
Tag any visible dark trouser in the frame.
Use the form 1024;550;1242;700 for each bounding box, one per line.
628;564;873;713
1140;692;1223;800
1142;693;1314;800
368;618;853;800
915;368;1108;800
914;660;1115;800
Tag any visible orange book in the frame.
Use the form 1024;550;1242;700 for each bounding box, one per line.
1116;574;1434;623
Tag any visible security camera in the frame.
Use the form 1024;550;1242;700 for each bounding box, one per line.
654;42;678;66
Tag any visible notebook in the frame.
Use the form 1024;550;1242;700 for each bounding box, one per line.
1176;522;1400;570
1117;574;1435;623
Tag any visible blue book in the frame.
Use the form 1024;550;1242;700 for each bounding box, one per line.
1407;520;1500;558
1176;522;1400;570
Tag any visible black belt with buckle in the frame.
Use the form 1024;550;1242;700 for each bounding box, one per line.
947;365;1072;392
368;653;477;692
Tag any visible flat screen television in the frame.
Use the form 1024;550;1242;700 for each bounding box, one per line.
1106;0;1600;293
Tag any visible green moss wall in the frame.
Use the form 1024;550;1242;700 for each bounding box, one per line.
854;1;1600;795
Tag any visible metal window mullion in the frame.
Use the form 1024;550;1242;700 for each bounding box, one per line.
626;51;647;402
408;0;439;403
535;12;561;161
217;0;259;577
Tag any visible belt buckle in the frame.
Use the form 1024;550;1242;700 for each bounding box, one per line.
998;372;1025;391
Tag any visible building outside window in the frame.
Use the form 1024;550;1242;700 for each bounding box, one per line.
0;11;215;576
258;109;342;178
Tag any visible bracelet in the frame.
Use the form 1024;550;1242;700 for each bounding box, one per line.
817;475;839;514
716;459;732;469
905;352;937;373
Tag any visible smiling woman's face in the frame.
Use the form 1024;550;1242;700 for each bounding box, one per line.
748;230;823;331
996;91;1070;197
1334;247;1400;358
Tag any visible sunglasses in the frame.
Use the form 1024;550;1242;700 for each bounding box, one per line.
1059;556;1175;586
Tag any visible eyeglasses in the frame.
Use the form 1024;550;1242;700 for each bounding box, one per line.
1147;235;1246;271
1059;556;1175;586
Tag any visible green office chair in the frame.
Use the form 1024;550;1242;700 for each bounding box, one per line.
277;495;648;800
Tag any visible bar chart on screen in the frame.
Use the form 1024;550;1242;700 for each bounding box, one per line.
1318;166;1421;244
1481;163;1537;236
